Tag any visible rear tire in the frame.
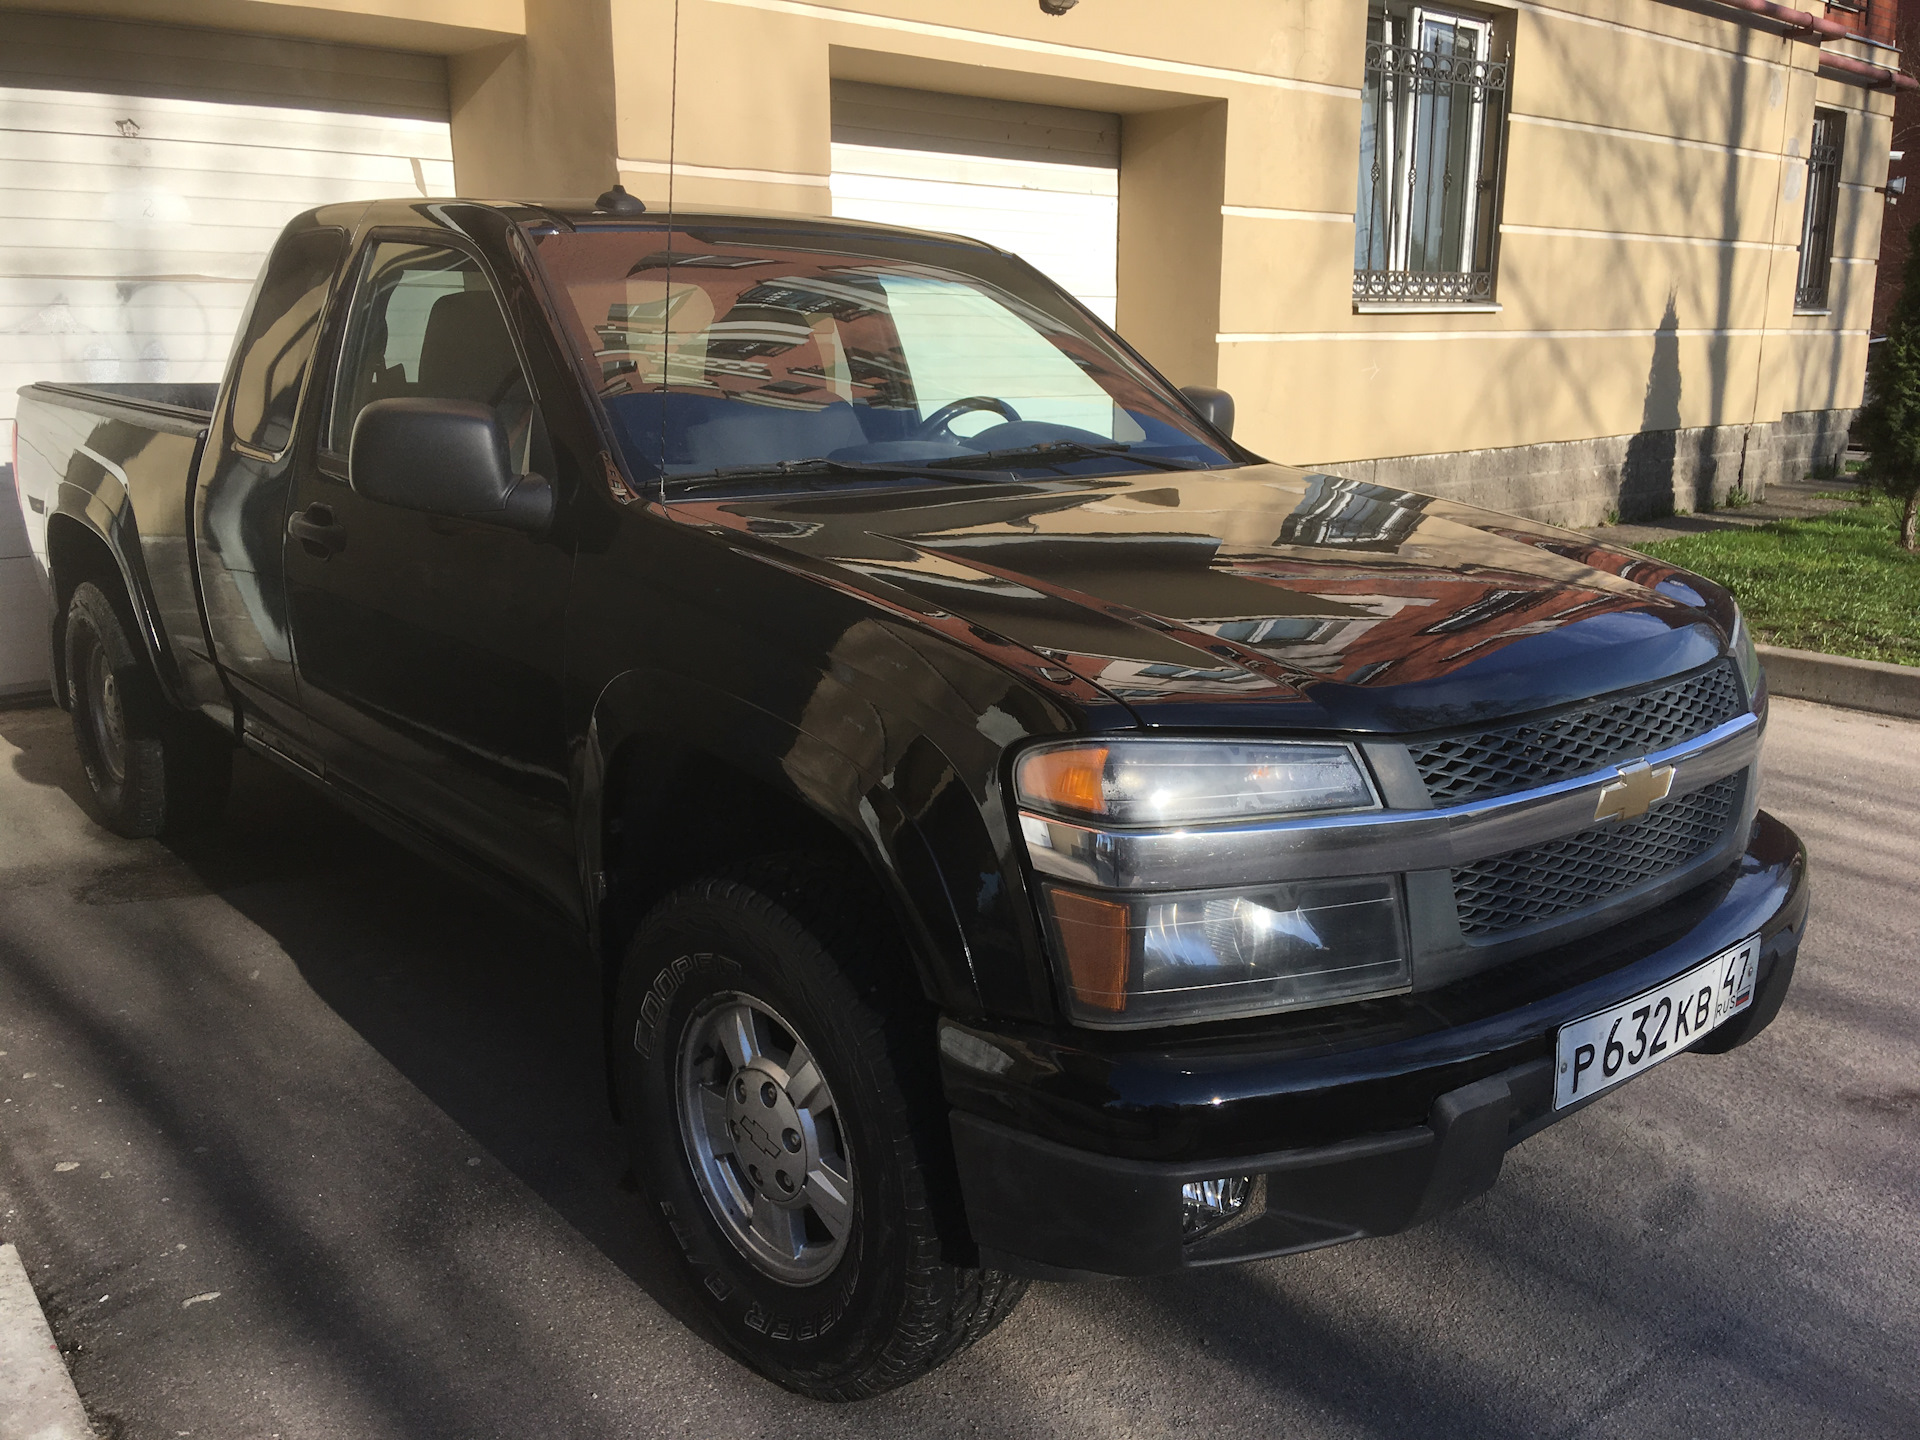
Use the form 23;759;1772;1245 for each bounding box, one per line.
64;581;231;838
614;858;1026;1399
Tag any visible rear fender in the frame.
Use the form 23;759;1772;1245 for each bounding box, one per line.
18;386;219;716
44;495;175;709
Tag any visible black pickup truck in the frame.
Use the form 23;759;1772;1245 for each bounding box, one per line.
12;196;1807;1400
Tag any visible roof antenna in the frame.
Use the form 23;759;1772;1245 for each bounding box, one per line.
594;183;647;216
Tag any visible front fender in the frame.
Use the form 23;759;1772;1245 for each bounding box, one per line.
581;613;1076;1027
581;664;988;1016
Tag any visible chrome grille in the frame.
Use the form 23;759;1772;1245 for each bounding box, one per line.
1452;774;1744;938
1409;664;1746;807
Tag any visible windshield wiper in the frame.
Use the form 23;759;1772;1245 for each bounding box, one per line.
921;441;1206;474
668;456;1014;493
666;441;1202;494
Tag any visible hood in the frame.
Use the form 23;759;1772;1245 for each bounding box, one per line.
671;464;1737;734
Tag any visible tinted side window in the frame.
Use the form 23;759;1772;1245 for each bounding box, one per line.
229;228;348;455
329;241;548;476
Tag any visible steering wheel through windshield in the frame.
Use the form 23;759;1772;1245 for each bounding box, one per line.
915;395;1022;441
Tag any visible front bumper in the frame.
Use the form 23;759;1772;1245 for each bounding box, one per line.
943;810;1807;1280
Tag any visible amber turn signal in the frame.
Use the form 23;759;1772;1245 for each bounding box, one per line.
1043;886;1130;1011
1017;745;1112;818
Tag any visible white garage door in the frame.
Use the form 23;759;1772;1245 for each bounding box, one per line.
0;13;455;694
829;82;1119;324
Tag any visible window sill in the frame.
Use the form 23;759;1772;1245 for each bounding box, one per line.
1793;308;1833;317
1353;302;1503;315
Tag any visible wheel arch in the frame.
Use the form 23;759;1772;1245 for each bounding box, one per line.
44;512;153;709
582;668;988;1028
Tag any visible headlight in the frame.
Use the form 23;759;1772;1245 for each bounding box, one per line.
1040;876;1409;1027
1015;739;1401;1027
1729;607;1765;711
1014;739;1378;827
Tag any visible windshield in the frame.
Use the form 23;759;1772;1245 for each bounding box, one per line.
527;220;1237;491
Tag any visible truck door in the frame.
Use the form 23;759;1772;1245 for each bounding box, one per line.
194;225;348;758
282;234;577;916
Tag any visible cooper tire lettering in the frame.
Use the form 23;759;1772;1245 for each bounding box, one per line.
635;951;731;1058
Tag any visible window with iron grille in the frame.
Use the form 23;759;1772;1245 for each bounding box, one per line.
1354;5;1511;306
1795;109;1845;312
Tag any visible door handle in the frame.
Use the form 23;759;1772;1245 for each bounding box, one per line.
287;502;346;559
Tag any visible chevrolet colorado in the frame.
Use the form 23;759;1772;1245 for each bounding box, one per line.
11;195;1806;1399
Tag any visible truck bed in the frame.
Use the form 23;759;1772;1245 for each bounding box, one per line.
12;380;221;704
25;381;217;429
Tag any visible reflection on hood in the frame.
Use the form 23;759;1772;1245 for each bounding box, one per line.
671;464;1732;733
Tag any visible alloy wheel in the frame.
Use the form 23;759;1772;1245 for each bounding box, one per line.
675;993;855;1285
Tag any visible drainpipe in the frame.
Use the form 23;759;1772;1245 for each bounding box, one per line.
1704;0;1850;39
1686;0;1916;89
1817;47;1920;88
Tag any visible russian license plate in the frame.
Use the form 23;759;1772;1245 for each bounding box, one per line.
1554;935;1761;1110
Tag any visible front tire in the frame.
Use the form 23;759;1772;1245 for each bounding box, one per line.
615;860;1026;1399
64;581;230;838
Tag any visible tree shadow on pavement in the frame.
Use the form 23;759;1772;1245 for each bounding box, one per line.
6;701;1914;1439
1026;1080;1920;1440
197;750;728;1346
0;699;730;1371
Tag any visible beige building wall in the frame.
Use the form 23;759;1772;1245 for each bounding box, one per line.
445;0;1893;523
4;0;1895;525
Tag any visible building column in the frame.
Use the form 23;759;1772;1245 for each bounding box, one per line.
449;0;620;201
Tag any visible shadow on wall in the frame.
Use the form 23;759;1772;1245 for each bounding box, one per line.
1621;292;1725;520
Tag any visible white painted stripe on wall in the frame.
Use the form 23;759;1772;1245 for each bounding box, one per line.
1510;112;1788;163
1222;204;1354;224
1501;222;1795;251
1218;328;1872;343
618;155;831;187
702;0;1360;98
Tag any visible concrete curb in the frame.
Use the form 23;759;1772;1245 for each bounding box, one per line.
1759;643;1920;721
0;1243;92;1440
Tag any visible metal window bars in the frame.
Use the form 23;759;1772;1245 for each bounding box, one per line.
1795;110;1845;312
1354;10;1510;305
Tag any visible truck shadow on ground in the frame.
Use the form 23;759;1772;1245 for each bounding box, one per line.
3;701;1913;1436
0;701;731;1365
199;766;736;1348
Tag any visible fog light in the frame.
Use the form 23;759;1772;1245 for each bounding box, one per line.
1181;1175;1252;1240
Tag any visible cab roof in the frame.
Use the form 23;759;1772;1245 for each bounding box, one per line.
305;196;1005;256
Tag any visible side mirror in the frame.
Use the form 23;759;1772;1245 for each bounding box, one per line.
1179;385;1235;439
349;398;553;534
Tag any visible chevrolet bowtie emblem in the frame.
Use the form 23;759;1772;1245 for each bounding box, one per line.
1594;761;1676;822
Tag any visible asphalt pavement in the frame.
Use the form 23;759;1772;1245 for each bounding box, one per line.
0;694;1915;1440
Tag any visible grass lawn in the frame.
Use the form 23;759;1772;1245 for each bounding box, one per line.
1634;491;1920;666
